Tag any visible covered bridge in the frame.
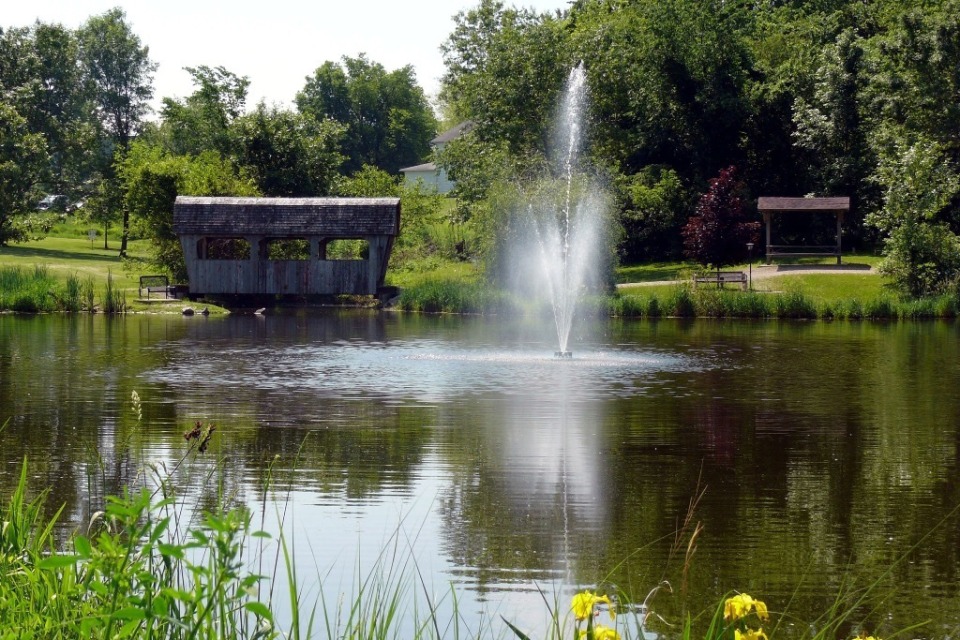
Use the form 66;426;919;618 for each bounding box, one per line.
173;196;400;297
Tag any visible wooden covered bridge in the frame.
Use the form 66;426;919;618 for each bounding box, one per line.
172;196;400;298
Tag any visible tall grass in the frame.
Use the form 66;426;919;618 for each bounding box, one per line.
612;285;960;320
0;266;128;313
0;265;57;312
99;269;127;314
397;278;519;314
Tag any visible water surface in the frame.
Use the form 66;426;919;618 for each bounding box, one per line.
1;313;958;637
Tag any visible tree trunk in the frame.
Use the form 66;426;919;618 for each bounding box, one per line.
119;207;129;257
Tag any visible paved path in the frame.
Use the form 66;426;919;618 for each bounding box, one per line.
617;263;876;288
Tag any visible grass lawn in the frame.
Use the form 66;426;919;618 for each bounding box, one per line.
385;259;480;288
0;236;147;289
614;253;903;312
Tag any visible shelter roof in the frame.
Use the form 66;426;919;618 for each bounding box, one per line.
758;196;850;212
173;196;400;237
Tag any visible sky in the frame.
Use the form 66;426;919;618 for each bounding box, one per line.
6;0;570;115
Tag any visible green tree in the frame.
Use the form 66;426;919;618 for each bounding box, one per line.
867;135;960;297
0;23;96;201
617;165;690;262
440;0;568;155
78;8;156;257
296;54;437;174
232;103;344;197
159;65;249;157
793;28;875;235
0;101;47;244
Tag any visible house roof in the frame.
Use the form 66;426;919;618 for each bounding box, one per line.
173;196;400;237
758;196;850;212
431;121;474;145
400;162;437;173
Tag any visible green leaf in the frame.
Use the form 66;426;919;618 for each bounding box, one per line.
73;535;93;558
112;606;147;620
118;619;142;637
38;554;81;569
158;543;185;559
152;595;169;616
244;601;273;621
500;616;533;640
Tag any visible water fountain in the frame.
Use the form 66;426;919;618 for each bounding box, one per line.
522;63;607;358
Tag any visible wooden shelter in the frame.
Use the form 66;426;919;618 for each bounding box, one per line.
173;196;400;297
757;196;850;265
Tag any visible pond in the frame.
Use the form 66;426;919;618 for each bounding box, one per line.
1;312;959;638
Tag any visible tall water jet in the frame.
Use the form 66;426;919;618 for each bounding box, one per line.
526;63;607;356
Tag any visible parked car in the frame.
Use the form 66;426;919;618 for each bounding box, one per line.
37;194;68;211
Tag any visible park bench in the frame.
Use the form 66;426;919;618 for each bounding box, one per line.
139;275;170;299
694;271;748;290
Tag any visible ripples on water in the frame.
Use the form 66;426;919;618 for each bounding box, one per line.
3;314;960;637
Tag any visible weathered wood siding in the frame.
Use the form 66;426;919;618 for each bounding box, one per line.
172;197;400;296
186;258;370;295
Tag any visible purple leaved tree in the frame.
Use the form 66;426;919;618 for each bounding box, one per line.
682;166;760;281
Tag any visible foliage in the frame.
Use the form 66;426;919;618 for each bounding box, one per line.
682;166;760;271
232;104;343;197
0;102;48;244
77;7;157;257
441;0;569;154
296;54;437;174
793;28;875;231
867;136;960;296
120;142;259;280
616;166;690;262
77;8;155;151
159;65;250;157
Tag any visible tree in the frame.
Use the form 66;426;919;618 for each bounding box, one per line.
0;23;96;201
617;165;690;263
682;166;760;274
0;101;48;244
440;0;568;156
159;65;249;157
78;8;156;257
296;54;437;174
232;104;344;197
793;28;875;238
866;136;960;297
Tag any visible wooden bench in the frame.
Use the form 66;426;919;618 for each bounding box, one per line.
139;275;170;299
694;271;748;290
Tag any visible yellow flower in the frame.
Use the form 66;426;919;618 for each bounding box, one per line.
593;625;621;640
571;591;614;621
736;628;768;640
578;625;621;640
724;593;768;622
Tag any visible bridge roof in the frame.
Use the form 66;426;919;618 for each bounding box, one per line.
173;196;401;237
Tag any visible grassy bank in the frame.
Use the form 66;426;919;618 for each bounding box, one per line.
0;234;227;314
396;274;958;320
